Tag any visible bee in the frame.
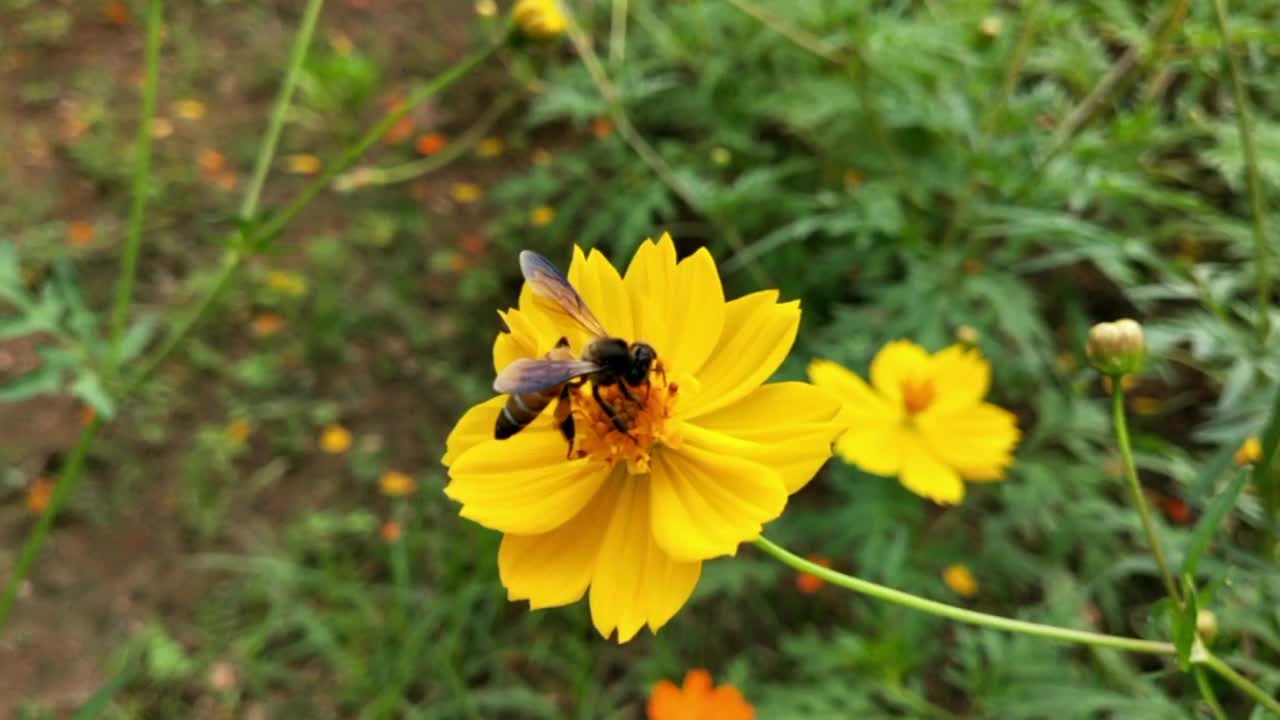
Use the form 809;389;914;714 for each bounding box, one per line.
493;251;657;444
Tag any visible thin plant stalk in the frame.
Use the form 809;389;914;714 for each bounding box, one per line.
754;536;1175;655
108;0;163;363
1212;0;1272;342
240;0;327;220
1195;667;1229;720
1111;382;1183;606
1202;654;1280;715
0;23;506;643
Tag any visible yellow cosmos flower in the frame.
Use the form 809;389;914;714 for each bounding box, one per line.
512;0;566;40
1235;436;1262;466
809;341;1019;505
943;563;978;598
442;233;842;642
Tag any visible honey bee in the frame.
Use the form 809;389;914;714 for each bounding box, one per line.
493;251;656;444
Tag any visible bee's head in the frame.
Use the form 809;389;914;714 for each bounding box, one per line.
625;342;656;386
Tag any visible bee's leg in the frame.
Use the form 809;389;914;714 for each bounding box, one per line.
618;382;639;403
555;385;576;458
592;382;631;436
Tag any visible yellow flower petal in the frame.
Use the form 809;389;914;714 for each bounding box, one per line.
499;479;617;609
917;403;1019;481
445;422;608;534
568;246;633;341
834;421;908;477
682;290;799;418
649;425;787;562
442;396;505;466
808;358;899;423
589;476;701;642
869;340;929;408
924;345;991;414
625;233;725;377
899;433;965;504
691;382;843;493
492;286;576;373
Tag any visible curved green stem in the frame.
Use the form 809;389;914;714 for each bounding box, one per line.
240;0;326;220
754;536;1175;656
108;0;163;364
1201;654;1280;716
1195;666;1229;720
1110;379;1182;606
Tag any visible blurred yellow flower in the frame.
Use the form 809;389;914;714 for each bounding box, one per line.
379;470;417;497
1235;436;1262;466
226;419;252;442
150;117;174;139
648;669;754;720
476;137;504;158
320;424;353;454
513;0;566;39
474;0;498;17
264;270;307;296
530;205;555;227
285;153;322;175
172;98;206;121
943;563;978;598
443;234;843;641
809;341;1020;505
450;182;483;204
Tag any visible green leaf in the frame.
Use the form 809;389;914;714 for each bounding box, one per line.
117;314;159;363
1181;467;1250;579
71;372;115;419
0;362;64;402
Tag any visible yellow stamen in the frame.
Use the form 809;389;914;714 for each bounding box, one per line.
568;362;679;474
901;378;935;415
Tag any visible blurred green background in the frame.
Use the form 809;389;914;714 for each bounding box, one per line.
3;0;1280;717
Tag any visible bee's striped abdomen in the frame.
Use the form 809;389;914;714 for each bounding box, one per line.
494;385;562;439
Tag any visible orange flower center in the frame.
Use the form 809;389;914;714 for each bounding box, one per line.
569;361;678;475
901;378;935;415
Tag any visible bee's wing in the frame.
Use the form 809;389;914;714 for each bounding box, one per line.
519;250;609;338
494;358;601;395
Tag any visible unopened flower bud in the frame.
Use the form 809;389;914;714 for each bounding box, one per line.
1196;608;1218;645
1086;318;1146;376
513;0;565;40
978;16;1003;39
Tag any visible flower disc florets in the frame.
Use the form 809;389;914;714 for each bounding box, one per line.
570;362;681;474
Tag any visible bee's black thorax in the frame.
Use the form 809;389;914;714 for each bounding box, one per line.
583;339;656;387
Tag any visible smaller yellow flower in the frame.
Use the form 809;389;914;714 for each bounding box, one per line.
943;564;978;598
320;424;353;454
172;98;206;121
809;341;1020;505
476;137;504;158
530;205;555;227
264;270;307;296
379;470;417;497
474;0;498;17
450;182;483;204
285;153;322;175
1235;436;1262;467
513;0;565;40
226;419;251;442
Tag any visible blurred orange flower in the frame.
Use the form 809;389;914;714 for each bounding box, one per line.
251;312;285;337
460;234;487;256
530;205;555;227
379;470;417;497
67;220;95;248
226;419;252;442
592;117;613;138
26;478;54;515
381;520;402;542
416;133;447;155
795;554;832;594
320;424;353;454
648;670;753;720
943;564;978;598
105;1;129;25
384;115;415;145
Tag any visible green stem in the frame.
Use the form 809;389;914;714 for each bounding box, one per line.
108;0;163;363
239;0;326;220
1212;0;1272;343
1201;654;1280;716
252;36;506;245
1111;379;1183;606
753;536;1175;656
0;418;103;631
1195;666;1230;720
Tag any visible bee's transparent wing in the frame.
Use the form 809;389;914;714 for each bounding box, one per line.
519;250;609;338
493;358;600;394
